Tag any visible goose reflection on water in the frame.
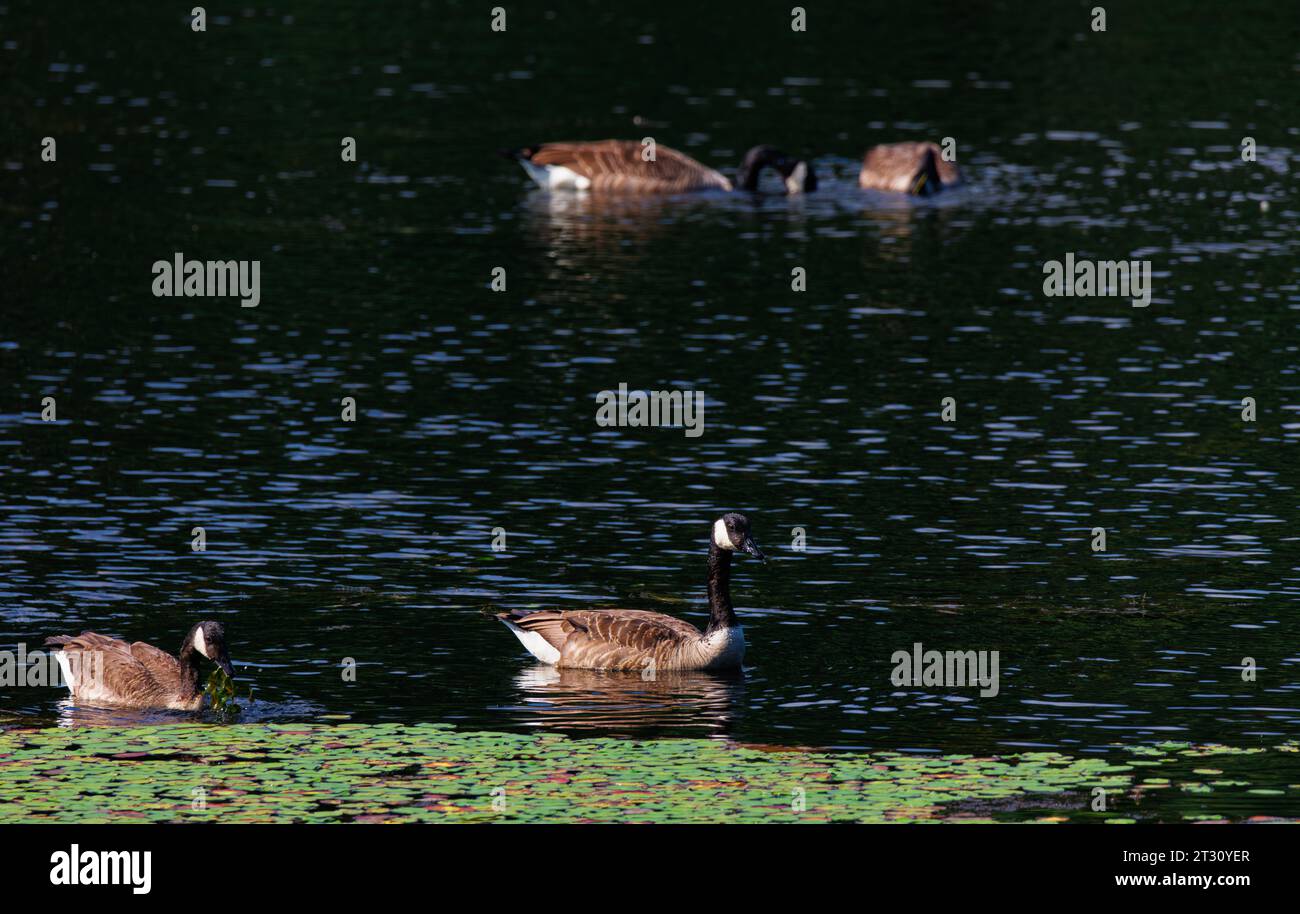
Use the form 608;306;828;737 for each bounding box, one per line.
48;696;318;729
522;189;683;255
520;181;820;260
503;664;745;737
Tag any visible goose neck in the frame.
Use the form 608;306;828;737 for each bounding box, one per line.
706;542;738;632
178;644;204;697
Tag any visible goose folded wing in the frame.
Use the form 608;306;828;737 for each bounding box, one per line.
44;632;168;697
529;141;646;178
45;631;134;657
554;611;698;671
862;143;925;183
130;640;178;667
563;610;697;649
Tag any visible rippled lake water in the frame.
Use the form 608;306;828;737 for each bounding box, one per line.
1;0;1298;795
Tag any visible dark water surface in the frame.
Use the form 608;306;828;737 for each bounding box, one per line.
1;2;1298;762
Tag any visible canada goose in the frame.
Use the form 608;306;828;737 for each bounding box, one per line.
735;144;819;194
502;141;816;194
496;513;765;671
859;141;960;195
45;621;235;711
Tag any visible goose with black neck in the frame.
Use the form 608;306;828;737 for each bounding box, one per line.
495;513;766;672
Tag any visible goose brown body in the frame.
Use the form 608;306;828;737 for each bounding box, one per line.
516;140;733;193
45;622;234;711
495;513;764;672
497;607;744;671
859;141;960;194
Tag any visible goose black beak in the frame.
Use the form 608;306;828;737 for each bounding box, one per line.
742;537;768;564
217;655;236;679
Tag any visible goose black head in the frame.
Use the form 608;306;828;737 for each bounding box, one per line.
736;145;818;194
711;513;767;563
187;621;235;679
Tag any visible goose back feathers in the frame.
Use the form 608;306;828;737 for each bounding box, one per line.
509;140;733;193
45;621;235;711
859;141;960;194
505;141;817;195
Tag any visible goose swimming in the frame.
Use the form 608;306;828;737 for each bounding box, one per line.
859;141;960;195
496;513;766;671
45;621;235;711
503;140;816;194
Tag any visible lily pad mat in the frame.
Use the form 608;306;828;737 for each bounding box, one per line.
1;723;1297;823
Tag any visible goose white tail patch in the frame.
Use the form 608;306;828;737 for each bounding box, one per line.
54;651;73;692
519;160;591;191
502;620;561;665
193;626;209;659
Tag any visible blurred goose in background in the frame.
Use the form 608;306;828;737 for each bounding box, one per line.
502;140;816;194
734;144;818;193
45;621;235;711
859;141;960;195
495;513;766;671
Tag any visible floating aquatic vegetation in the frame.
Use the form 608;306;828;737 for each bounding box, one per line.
0;724;1296;824
202;669;247;720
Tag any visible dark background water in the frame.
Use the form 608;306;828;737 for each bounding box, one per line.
1;1;1297;757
